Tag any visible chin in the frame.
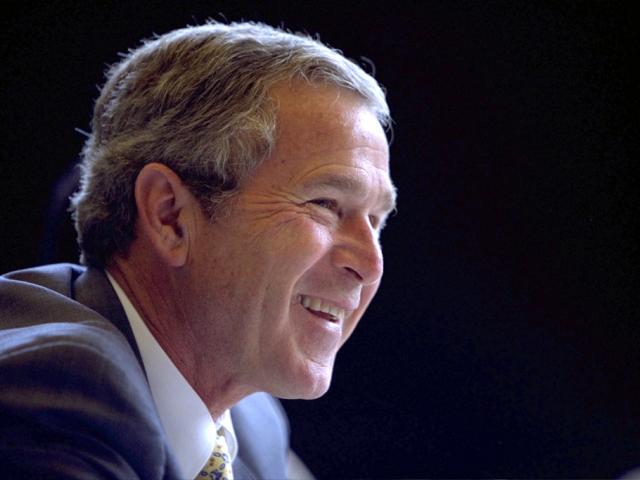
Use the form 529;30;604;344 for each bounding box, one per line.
297;379;331;400
271;359;335;400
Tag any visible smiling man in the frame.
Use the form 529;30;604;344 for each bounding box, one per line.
0;22;394;479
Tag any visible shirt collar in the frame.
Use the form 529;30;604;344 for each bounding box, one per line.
106;272;237;478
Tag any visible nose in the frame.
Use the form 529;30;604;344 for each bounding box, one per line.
333;217;384;286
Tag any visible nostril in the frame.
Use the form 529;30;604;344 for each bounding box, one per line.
345;266;363;281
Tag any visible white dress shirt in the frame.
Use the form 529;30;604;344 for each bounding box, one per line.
106;273;237;479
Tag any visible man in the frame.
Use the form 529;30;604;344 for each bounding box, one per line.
0;21;395;479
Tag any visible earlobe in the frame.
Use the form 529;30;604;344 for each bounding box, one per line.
134;163;191;267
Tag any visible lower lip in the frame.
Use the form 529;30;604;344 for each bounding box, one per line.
298;304;342;342
306;308;339;323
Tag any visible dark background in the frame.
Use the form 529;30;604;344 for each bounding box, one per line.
1;1;638;477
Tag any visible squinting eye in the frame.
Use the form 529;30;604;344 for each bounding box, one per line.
309;198;339;212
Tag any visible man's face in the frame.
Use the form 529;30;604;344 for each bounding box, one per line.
187;84;394;399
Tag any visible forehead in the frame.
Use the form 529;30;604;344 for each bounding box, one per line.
253;83;394;208
271;83;388;164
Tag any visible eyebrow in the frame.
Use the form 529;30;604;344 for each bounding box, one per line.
300;172;397;214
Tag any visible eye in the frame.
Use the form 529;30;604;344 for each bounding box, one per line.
309;198;339;213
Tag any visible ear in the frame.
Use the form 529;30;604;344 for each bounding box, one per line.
134;163;194;267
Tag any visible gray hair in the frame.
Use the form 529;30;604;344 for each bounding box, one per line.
71;21;390;267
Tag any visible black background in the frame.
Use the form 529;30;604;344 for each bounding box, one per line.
1;1;638;477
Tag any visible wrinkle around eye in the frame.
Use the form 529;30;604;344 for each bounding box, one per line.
243;190;304;207
238;191;307;224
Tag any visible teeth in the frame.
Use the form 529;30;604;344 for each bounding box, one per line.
300;295;346;322
310;297;321;311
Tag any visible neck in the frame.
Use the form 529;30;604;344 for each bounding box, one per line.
106;250;254;418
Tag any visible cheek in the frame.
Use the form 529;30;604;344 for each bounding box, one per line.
360;282;381;313
267;218;333;273
341;282;380;344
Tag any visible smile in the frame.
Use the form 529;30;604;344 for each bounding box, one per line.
299;295;346;323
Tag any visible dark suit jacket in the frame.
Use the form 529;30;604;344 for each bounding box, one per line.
0;264;289;479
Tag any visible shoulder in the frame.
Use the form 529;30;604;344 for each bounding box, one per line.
0;265;175;479
0;263;135;369
0;323;171;479
0;263;87;329
0;263;147;403
1;262;83;296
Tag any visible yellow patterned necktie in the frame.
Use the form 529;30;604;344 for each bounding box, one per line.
197;428;234;480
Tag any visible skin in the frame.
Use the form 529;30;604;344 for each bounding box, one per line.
109;83;395;418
